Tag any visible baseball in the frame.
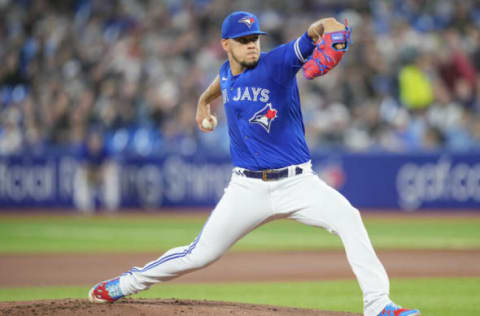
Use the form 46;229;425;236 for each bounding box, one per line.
202;116;217;130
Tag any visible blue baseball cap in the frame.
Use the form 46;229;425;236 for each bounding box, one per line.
221;11;267;39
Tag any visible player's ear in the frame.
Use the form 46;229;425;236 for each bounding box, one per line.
221;39;229;52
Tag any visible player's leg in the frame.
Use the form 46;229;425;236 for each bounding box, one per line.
280;173;391;316
114;174;272;297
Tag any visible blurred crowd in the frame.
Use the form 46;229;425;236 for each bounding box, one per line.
1;0;480;157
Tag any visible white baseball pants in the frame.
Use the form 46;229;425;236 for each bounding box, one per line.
119;161;391;316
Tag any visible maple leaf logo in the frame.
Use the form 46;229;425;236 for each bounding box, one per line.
238;16;255;28
249;103;278;133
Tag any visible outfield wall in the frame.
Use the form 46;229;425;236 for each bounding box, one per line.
1;152;480;211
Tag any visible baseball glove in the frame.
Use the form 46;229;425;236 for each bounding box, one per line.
303;18;351;80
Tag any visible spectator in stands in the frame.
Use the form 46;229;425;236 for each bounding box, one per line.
0;0;479;155
0;107;23;155
73;129;119;213
398;49;434;111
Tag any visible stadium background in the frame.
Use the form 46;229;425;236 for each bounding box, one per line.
1;0;480;210
0;0;480;315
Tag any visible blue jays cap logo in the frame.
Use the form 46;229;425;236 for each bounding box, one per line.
238;16;255;28
222;11;267;39
249;103;278;133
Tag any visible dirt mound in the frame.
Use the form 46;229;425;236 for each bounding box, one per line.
0;298;361;316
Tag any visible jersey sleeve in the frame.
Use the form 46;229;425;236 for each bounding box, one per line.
264;32;315;85
219;61;229;89
219;60;229;77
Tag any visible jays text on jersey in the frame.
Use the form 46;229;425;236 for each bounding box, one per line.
219;32;315;170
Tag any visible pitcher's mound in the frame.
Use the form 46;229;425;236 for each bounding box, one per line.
0;298;361;315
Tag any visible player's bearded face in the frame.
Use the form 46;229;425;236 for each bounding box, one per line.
230;35;260;69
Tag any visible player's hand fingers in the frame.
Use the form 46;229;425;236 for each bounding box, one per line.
321;17;346;33
197;120;211;133
199;123;212;133
202;116;217;133
197;114;217;133
196;105;210;132
308;20;324;42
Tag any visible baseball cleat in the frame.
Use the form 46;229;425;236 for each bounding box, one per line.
377;303;421;316
88;278;125;303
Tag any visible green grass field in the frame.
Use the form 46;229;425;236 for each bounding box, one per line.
1;214;480;253
1;213;480;315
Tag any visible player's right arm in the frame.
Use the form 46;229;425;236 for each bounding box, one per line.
196;75;221;132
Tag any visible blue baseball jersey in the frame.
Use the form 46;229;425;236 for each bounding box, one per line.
220;32;315;171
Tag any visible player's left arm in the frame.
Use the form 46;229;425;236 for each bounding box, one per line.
303;18;352;79
307;18;348;48
267;17;347;84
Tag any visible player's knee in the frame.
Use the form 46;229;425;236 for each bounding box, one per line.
340;206;363;227
350;206;362;221
350;207;362;219
188;250;221;269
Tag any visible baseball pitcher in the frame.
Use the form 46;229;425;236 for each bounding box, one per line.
89;11;420;316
